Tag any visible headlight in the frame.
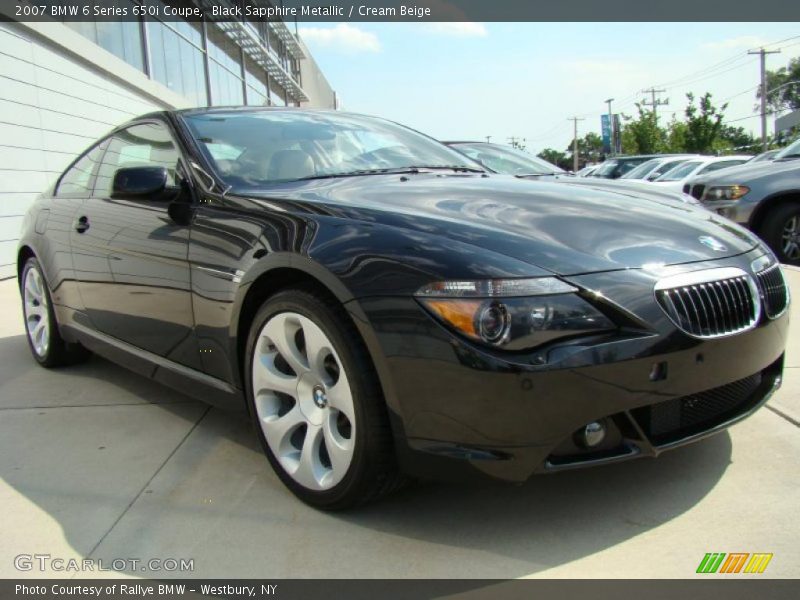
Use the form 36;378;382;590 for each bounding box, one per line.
415;277;615;350
703;185;750;201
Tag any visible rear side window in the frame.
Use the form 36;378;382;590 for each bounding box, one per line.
55;142;107;197
93;122;180;196
650;159;687;178
699;160;746;174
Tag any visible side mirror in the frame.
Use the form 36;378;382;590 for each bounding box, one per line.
111;166;175;201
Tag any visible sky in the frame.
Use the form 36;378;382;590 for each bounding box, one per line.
298;22;800;153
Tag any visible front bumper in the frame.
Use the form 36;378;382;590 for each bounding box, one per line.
698;196;759;226
350;252;790;483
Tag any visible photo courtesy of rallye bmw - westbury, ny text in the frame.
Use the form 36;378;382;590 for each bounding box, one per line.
1;0;800;598
14;584;278;598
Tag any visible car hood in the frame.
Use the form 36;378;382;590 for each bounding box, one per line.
243;173;760;276
554;176;688;197
689;157;800;185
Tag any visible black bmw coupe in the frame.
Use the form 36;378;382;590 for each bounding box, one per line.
17;108;790;509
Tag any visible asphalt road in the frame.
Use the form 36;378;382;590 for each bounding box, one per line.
0;269;798;579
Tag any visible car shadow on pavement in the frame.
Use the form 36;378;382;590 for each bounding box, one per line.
339;434;732;574
0;333;734;578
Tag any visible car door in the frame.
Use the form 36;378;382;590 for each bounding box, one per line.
70;121;201;369
41;139;109;316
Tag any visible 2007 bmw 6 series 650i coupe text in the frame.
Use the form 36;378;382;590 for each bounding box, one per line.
17;108;790;509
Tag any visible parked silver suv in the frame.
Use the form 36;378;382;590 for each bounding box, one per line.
685;138;800;265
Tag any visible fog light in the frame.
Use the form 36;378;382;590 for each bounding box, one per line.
577;421;607;449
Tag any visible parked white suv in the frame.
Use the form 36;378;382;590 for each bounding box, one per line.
651;156;752;191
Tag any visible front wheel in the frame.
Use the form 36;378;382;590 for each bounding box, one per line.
244;288;404;510
760;203;800;266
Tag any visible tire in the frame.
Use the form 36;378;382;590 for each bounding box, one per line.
20;257;91;367
759;202;800;266
244;287;404;510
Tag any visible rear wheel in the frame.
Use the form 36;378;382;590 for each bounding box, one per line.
21;257;91;367
244;288;404;510
760;203;800;265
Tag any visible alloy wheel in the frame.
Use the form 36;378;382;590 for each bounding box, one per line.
23;267;50;357
782;215;800;261
252;311;355;491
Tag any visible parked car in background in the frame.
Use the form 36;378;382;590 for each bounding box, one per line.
589;154;674;179
576;164;599;177
685;138;800;264
651;156;752;191
18;108;788;509
748;149;780;163
443;141;565;177
445;141;702;207
620;155;698;182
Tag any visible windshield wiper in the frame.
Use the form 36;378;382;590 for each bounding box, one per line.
298;167;424;181
406;165;485;173
298;165;484;181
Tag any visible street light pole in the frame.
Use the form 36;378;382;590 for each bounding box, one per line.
568;116;585;172
604;98;614;156
749;47;781;152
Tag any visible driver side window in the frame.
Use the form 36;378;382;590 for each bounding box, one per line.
93;122;180;197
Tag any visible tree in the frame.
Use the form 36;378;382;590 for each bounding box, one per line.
683;92;727;154
665;117;687;153
619;104;666;154
538;148;570;170
565;132;604;165
759;57;800;114
718;125;759;152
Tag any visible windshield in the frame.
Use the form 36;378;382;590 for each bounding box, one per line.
593;160;620;177
451;143;564;175
656;160;702;181
621;159;660;179
182;110;483;188
774;138;800;160
749;150;777;163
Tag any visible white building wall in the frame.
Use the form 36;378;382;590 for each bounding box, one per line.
0;21;334;280
298;40;336;110
0;22;189;279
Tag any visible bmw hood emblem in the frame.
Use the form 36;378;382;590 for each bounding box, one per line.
698;236;727;252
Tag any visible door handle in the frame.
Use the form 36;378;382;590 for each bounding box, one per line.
74;216;90;233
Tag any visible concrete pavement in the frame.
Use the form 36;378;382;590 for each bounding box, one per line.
0;270;798;579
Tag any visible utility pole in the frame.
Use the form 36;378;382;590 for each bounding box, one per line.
568;117;584;172
604;98;615;156
641;87;669;126
507;136;525;149
485;135;492;143
749;47;781;152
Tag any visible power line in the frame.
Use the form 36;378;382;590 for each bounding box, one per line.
726;114;762;123
763;35;800;48
661;57;758;91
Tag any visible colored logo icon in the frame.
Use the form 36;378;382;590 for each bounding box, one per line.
696;552;773;574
